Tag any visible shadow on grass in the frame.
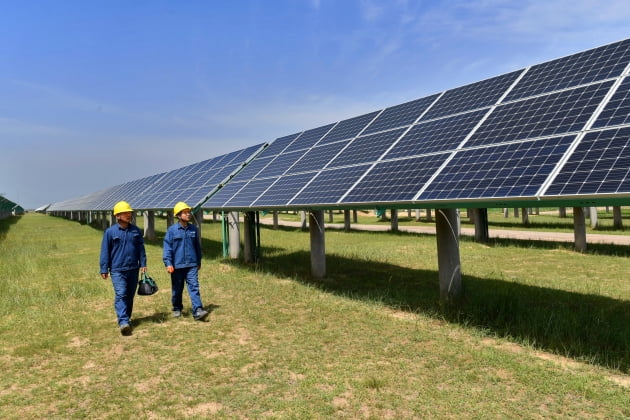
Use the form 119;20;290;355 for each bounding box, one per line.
463;235;630;257
0;216;21;241
132;304;221;327
229;246;630;373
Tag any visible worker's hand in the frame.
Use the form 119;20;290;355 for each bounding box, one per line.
166;266;175;274
101;273;108;279
140;266;147;273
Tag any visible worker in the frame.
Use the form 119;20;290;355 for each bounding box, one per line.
163;202;209;321
99;201;147;336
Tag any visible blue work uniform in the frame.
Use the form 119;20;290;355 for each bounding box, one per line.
100;223;147;327
163;222;204;313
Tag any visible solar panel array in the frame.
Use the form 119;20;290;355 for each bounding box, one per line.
47;144;265;212
48;39;630;214
0;195;23;216
204;38;630;210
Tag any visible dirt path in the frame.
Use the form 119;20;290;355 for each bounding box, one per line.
258;219;630;246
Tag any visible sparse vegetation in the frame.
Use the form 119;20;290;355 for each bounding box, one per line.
0;213;628;419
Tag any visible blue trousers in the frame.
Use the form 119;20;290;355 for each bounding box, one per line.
170;266;203;313
110;269;139;326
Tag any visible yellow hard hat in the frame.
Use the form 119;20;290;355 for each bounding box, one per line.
113;201;133;215
173;201;191;216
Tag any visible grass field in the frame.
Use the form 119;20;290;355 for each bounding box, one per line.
1;213;629;418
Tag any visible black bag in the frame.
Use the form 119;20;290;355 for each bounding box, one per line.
137;272;158;296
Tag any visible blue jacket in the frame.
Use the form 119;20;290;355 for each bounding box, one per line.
163;223;201;269
100;223;147;274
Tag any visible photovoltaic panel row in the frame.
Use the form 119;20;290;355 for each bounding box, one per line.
135;143;265;210
203;110;385;208
47;144;265;212
204;38;630;210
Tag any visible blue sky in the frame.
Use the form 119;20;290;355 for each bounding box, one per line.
1;0;629;209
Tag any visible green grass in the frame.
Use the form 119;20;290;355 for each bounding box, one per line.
0;213;629;419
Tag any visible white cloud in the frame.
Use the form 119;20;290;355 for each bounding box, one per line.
359;0;385;22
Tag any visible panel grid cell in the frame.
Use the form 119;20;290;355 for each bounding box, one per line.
283;123;335;153
545;127;630;196
467;81;614;148
342;155;449;203
329;128;406;167
385;109;487;159
592;77;630;129
263;133;302;156
253;173;315;207
286;141;351;174
423;71;522;120
420;135;575;200
203;181;248;208
254;149;309;178
291;165;372;205
507;38;630;101
225;178;278;207
228;155;275;181
363;95;439;135
318;111;380;145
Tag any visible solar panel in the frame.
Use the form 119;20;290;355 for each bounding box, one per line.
544;127;630;196
225;178;277;207
341;154;449;204
506;38;630;101
253;149;309;178
203;180;248;208
318;111;380;144
466;81;614;148
50;38;630;213
253;173;315;207
283;124;335;153
384;109;487;158
285;140;351;173
422;71;522;120
419;135;576;200
290;165;372;205
329;128;407;167
362;95;439;135
135;143;265;210
261;133;302;156
592;77;630;128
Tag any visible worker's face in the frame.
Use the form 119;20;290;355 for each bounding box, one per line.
179;210;192;223
117;211;133;224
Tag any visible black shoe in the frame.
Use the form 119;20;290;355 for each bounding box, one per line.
193;308;209;321
120;324;132;336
